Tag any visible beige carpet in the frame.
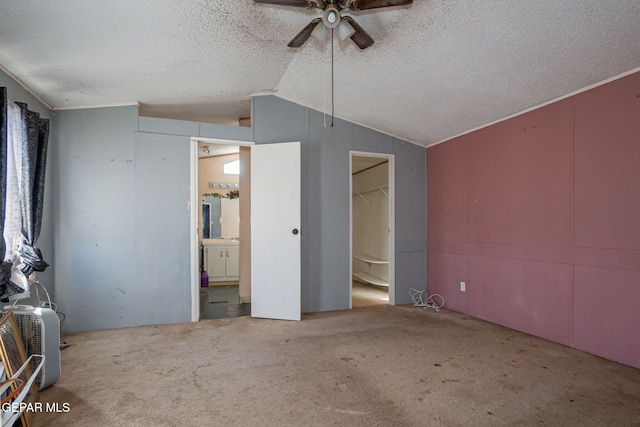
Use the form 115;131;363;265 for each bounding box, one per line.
36;305;639;426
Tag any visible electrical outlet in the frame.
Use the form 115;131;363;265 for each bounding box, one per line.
460;281;466;292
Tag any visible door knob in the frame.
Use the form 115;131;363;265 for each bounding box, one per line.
292;228;299;235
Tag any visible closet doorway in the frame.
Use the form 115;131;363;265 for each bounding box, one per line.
350;152;395;308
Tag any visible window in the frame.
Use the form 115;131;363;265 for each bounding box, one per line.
223;159;240;175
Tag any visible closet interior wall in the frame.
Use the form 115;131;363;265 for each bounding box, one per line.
352;161;390;287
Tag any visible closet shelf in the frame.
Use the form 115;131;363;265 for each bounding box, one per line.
352;186;389;205
353;254;388;264
352;185;389;196
353;272;389;287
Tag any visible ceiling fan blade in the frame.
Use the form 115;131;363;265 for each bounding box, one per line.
288;18;323;48
341;16;374;49
255;0;318;7
349;0;412;11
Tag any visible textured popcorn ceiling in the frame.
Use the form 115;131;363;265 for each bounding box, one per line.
1;0;640;146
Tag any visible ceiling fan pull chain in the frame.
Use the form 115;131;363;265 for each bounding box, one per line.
331;27;334;128
323;28;327;128
322;28;327;127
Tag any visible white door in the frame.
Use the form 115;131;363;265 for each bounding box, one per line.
251;142;301;320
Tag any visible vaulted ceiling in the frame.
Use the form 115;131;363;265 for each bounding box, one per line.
1;1;639;147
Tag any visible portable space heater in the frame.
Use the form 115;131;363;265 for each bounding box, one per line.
2;305;60;390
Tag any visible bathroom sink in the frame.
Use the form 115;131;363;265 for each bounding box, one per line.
202;238;239;245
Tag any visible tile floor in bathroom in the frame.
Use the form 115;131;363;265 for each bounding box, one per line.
199;283;250;320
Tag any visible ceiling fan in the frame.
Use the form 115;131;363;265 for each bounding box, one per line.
255;0;413;49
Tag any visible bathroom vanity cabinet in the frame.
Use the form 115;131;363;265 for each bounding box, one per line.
203;240;239;282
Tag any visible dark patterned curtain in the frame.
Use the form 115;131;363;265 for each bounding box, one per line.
0;87;50;301
15;102;49;276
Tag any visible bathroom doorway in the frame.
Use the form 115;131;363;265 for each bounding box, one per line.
350;152;395;308
193;138;252;320
190;138;302;322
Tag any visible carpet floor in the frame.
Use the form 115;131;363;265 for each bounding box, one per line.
35;302;639;426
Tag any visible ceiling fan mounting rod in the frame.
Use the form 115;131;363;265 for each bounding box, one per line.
319;0;355;10
340;0;356;9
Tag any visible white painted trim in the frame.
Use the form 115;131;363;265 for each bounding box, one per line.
388;155;396;306
431;65;640;148
191;136;255;147
0;64;54;110
349;155;353;310
349;150;395;307
53;102;140;111
190;139;199;322
250;90;278;97
189;136;255;322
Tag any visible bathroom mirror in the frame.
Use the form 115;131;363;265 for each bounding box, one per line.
202;195;239;239
198;146;240;240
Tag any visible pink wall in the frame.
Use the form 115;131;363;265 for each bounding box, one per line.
427;71;640;368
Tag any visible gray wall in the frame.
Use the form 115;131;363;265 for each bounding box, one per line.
53;111;252;332
52;95;425;331
252;95;427;311
0;70;55;302
54;106;138;331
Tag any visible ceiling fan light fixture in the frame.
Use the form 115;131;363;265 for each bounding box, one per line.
311;21;327;41
336;19;355;41
322;6;341;28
